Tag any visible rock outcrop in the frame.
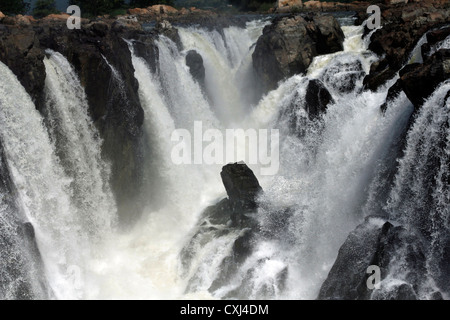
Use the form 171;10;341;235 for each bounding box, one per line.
252;14;344;92
280;78;334;137
363;0;450;91
220;163;262;227
185;50;205;90
181;162;263;296
398;49;450;109
318;217;442;300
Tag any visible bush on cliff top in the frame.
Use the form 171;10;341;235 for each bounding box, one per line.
0;0;29;15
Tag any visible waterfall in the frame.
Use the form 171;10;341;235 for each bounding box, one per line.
385;81;450;298
0;60;83;299
43;50;116;237
0;51;116;299
1;15;448;300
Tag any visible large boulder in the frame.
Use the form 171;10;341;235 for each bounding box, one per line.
221;162;263;226
252;14;344;92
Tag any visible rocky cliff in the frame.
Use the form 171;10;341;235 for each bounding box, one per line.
253;14;344;93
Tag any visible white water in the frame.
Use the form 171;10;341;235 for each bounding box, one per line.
1;18;448;300
100;23;415;299
43;50;116;237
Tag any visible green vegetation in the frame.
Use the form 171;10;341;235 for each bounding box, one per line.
0;0;30;15
32;0;59;18
69;0;125;17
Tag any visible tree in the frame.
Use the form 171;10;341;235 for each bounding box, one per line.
129;0;175;8
69;0;125;17
0;0;30;15
32;0;59;18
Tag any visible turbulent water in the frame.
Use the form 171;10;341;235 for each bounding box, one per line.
0;17;448;299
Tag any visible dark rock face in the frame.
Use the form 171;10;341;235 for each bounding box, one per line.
398;49;450;109
252;14;344;92
305;79;334;119
318;218;392;300
185;50;205;88
0;26;45;104
318;217;434;300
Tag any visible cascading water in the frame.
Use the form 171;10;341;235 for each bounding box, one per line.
0;51;116;299
0;15;448;300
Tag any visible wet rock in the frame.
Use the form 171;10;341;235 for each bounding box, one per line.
221;162;262;227
155;20;181;50
185;50;205;88
399;49;450;109
318;216;431;300
304;79;334;119
322;59;365;93
318;218;393;300
372;283;418;300
363;0;449;91
426;27;450;48
380;79;403;113
252;14;344;92
0;26;45;104
363;58;397;92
